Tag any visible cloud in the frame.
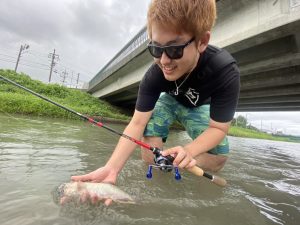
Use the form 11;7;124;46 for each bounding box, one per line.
0;0;70;44
0;0;150;82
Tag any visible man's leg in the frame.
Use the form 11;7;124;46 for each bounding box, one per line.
178;104;230;172
141;93;177;162
194;153;227;172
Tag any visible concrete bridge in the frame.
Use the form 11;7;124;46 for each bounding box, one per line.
88;0;300;112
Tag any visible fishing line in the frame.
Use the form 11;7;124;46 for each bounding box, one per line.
0;74;227;187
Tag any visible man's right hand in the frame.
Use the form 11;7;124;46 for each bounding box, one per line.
70;166;118;205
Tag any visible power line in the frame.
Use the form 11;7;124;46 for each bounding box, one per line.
27;51;49;59
0;58;16;64
0;50;50;68
59;57;94;75
0;46;18;54
18;63;50;71
20;58;50;68
0;58;50;71
28;49;49;56
0;45;92;85
56;63;92;81
0;58;49;69
0;53;16;59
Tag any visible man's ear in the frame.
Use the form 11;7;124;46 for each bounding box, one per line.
197;31;210;53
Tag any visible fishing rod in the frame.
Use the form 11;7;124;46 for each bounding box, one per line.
0;74;227;187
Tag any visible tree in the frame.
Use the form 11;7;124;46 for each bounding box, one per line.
233;115;247;128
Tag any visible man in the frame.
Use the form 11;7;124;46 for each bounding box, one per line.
72;0;240;205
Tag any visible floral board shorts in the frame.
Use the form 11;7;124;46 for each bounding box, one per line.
143;93;229;155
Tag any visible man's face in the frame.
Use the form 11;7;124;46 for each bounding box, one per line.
150;22;200;81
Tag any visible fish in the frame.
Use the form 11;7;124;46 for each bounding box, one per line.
53;182;135;205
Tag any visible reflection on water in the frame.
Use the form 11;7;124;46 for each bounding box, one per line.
0;114;299;225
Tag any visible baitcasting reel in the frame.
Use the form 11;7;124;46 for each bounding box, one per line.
146;147;181;180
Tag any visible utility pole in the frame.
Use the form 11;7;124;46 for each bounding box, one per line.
70;71;74;88
76;73;80;89
15;44;29;72
245;113;249;128
48;49;59;83
271;122;273;133
60;69;68;86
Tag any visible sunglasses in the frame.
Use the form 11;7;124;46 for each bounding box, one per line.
147;37;195;60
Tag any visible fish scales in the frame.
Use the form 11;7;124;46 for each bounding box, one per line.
54;182;135;204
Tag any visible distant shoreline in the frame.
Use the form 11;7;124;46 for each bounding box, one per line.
1;69;299;143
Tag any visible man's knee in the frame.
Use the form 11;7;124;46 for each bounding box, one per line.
212;155;227;172
195;153;228;172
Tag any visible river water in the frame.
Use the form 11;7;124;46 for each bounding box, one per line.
0;113;299;225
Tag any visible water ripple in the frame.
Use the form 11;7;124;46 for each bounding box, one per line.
1;115;300;225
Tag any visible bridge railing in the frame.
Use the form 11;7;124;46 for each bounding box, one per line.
89;26;148;90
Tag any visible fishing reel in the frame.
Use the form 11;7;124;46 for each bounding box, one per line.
146;147;181;180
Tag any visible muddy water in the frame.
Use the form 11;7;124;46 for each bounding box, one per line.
0;114;299;225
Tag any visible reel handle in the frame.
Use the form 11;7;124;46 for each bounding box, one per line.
152;147;227;187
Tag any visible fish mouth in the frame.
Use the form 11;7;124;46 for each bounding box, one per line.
52;183;66;205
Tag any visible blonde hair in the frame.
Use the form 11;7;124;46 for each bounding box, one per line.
147;0;216;42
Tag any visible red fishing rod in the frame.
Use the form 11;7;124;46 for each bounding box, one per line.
0;74;227;187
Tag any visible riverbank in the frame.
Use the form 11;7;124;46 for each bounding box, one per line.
228;126;299;142
1;69;298;143
0;69;130;121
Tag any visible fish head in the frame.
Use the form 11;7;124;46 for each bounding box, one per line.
52;183;67;205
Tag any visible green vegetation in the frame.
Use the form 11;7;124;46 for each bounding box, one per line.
0;69;298;143
229;126;291;142
229;115;299;143
0;69;130;121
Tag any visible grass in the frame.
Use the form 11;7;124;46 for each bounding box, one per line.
228;126;292;142
0;69;130;121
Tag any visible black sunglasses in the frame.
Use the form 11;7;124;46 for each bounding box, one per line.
147;37;195;60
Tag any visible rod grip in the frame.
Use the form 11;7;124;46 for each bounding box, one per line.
211;175;227;187
187;166;227;187
187;166;204;176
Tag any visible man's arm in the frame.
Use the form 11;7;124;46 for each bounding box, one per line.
184;119;231;157
105;109;153;173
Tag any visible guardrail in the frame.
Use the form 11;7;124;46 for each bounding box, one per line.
89;26;148;89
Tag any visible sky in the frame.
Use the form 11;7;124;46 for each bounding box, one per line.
0;0;299;136
0;0;151;86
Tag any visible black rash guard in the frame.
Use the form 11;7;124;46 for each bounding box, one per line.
135;45;240;123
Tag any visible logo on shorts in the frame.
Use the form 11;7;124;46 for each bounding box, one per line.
185;88;199;106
